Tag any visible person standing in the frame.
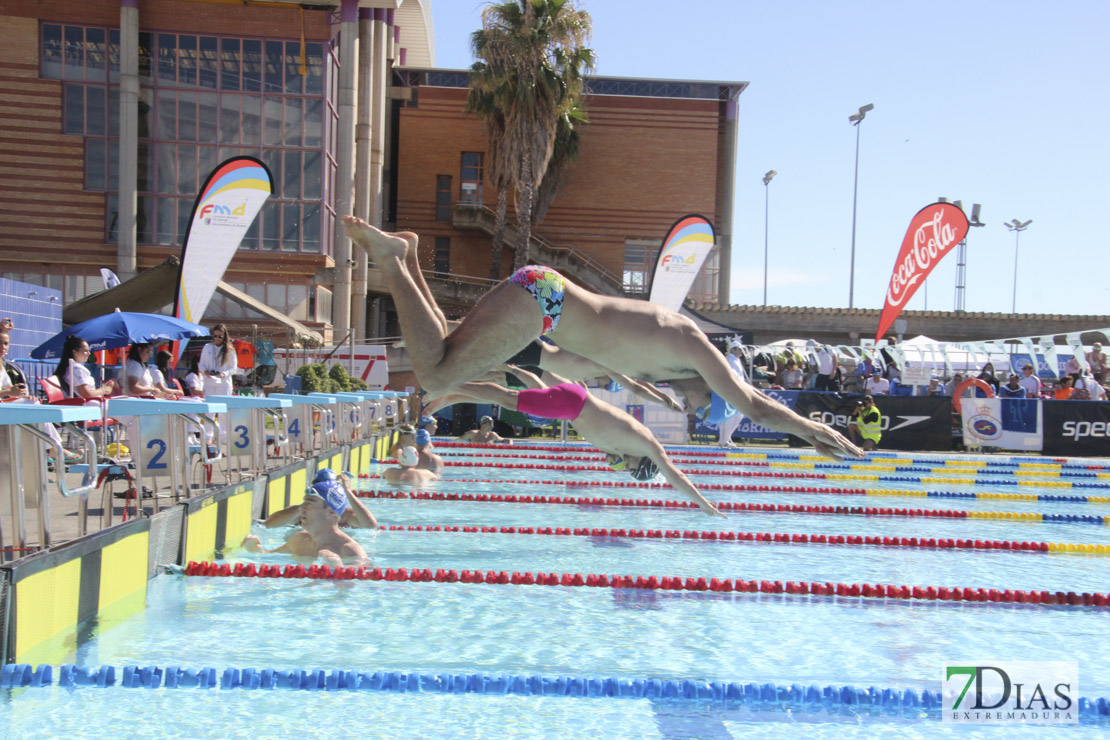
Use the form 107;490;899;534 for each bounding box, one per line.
1087;342;1107;384
199;324;237;444
717;341;748;447
814;345;837;392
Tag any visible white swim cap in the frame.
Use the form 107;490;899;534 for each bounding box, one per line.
399;446;419;467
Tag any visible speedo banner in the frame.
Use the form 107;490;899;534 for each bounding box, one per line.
648;214;716;312
875;203;970;342
1042;399;1110;457
174;157;274;326
793;393;953;451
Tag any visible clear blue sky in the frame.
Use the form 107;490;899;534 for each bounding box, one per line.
429;1;1110;318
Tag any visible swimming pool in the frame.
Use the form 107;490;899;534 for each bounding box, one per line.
2;441;1109;738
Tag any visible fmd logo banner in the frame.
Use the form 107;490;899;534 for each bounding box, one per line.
943;661;1077;724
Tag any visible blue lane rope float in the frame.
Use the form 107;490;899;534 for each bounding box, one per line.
5;662;1108;719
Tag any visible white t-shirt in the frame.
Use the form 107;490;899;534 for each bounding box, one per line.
185;372;203;394
726;352;747;382
865;376;890;394
1018;374;1041;398
126;359;153;394
0;363;11;392
816;348;835;375
1074;377;1106;400
66;362;95;397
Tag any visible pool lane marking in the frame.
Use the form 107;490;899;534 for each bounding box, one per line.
363;474;1110;507
372;524;1110;556
354;490;1110;525
181;560;1110;609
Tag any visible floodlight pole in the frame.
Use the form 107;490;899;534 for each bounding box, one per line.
848;103;873;309
1006;219;1032;313
762;169;776;306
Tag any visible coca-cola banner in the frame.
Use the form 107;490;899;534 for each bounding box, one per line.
875;203;970;342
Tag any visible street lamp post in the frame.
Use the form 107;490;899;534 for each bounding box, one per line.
762;169;776;306
848;103;874;309
941;199;985;312
1005;218;1032;313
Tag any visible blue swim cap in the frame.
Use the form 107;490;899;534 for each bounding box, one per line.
418;415;436;428
306;480;348;516
415;429;431;446
313;468;337;484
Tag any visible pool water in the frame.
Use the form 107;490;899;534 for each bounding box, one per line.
2;441;1109;738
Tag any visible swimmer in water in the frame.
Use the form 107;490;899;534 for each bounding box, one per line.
382;446;438;486
459;415;513;445
243;479;372;567
263;469;378;529
424;365;724;517
413;428;443;475
343;216;861;461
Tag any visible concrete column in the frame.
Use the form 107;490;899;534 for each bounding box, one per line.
351;8;374;340
332;0;359;331
369;9;389;229
386;9;396;62
715;97;740;305
116;0;139;280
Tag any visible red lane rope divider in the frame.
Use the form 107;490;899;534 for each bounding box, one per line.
183;560;1110;608
376;523;1055;555
355;489;975;519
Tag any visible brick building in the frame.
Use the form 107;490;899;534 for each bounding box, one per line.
0;0;745;344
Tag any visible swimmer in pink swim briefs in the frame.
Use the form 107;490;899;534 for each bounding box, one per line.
424;365;724;518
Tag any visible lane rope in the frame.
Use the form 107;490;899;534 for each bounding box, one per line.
355;489;1110;526
181;560;1110;608
7;662;1110;718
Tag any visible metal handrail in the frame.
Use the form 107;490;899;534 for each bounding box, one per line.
262;408;289;455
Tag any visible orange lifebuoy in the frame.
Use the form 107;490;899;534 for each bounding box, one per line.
952;378;995;414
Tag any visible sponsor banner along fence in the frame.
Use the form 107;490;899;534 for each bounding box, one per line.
794;393;953;452
961;398;1044;452
1042;400;1110;457
694;390;798;442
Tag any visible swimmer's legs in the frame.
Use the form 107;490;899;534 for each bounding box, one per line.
397;231;448;334
344;216;540;393
422;381;520;416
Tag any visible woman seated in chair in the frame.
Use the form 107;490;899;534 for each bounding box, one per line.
150;348;184;399
124;343;175;399
54;335;118;399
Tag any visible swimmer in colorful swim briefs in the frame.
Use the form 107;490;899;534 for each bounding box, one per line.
342;216;862;461
424;365;724;517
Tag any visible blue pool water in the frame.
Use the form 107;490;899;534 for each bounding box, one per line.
3;442;1110;738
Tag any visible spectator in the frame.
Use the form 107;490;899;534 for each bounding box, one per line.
854;355;874;387
53;335;118;399
1054;377;1074;400
184;356;204;396
779;359;804;390
884;360;902;383
923;376;946;396
864;368;890;395
1072;372;1106;401
1088;342;1107;384
977;363;1000;393
1018;363;1041;398
847;395;882;451
945;372;966;397
814;344;837;391
998;374;1027;398
150;349;184;398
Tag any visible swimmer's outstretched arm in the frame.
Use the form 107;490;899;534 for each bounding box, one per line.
608;373;685;414
649;450;725;519
339;473;379;529
263;504;302;528
501;364;549;390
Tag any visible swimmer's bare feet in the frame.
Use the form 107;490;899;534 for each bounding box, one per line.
342;216;408;263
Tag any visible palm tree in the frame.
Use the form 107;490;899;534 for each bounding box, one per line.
467;0;594;275
532;102;587;227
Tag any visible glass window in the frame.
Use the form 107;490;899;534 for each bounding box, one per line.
178;90;197;141
460;152;484;204
198;36;218;89
156;197;176;245
158;33;177;83
177;144;196;195
304;98;322;148
63;83;84;134
178;35;197;86
242;39;262;92
108;29;120;82
283;150;301;199
138;32;152;80
284;41;303;94
241;95;261;145
197;92;218;141
108;139;119;191
109;85;120;137
261;200;280;250
264;40;283;93
64;26;84;79
266;283;285;310
221;38;241;91
219;94;240;144
137;195;153;243
262;149;280;193
302;205;320;253
303;150;321;200
42;24;63;79
435;175;452;221
288;283;308;320
156;88;176;139
156;143;176;194
86;138;106;191
137;87;153;138
434;237;450;277
263;97;282;147
176;196;191;243
283;97;302;146
240;213;259;250
282;203;300;251
86;28;106;82
138;141;154;192
622;244;650;294
197;145;218;186
86;85;106;135
305;42;324;95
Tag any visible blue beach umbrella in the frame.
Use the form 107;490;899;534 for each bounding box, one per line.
31;311;209;360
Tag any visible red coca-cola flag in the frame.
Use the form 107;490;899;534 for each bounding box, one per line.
874;202;970;342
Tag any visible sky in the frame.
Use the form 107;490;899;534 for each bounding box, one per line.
427;0;1110;318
